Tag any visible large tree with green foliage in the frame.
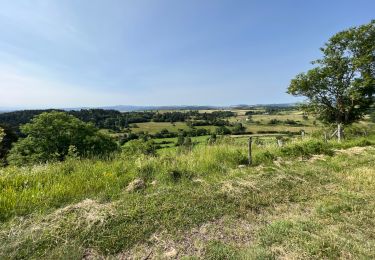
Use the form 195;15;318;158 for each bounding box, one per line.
288;20;375;141
0;125;18;165
8;111;118;165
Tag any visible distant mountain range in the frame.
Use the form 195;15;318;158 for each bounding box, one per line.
66;103;297;112
0;103;298;113
64;105;222;112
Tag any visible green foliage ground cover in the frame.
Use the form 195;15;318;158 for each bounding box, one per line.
1;133;375;258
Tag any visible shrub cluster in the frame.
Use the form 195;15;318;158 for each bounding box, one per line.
7;112;118;166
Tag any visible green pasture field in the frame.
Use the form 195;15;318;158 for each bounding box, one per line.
2;132;375;258
126;109;319;135
130;122;188;133
123;109;375;138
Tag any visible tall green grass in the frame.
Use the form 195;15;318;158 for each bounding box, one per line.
1;134;374;222
1;133;375;258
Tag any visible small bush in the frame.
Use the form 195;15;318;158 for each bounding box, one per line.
268;119;280;125
344;125;371;138
285;119;300;125
280;140;333;158
254;150;276;164
165;168;194;183
136;158;157;181
231;123;246;134
122;139;157;156
215;126;232;135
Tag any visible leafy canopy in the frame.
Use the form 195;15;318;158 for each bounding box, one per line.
8;111;118;165
0;127;4;144
0;125;18;165
288;20;375;124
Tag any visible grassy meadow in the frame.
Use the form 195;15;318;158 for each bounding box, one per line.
1;130;375;259
123;108;320;136
130;122;189;134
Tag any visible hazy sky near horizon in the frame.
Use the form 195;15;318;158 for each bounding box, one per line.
0;0;374;108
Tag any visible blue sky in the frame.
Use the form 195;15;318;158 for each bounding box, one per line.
0;0;374;108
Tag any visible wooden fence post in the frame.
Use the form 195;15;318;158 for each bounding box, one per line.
324;131;328;143
248;137;252;165
301;130;305;139
337;123;343;142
